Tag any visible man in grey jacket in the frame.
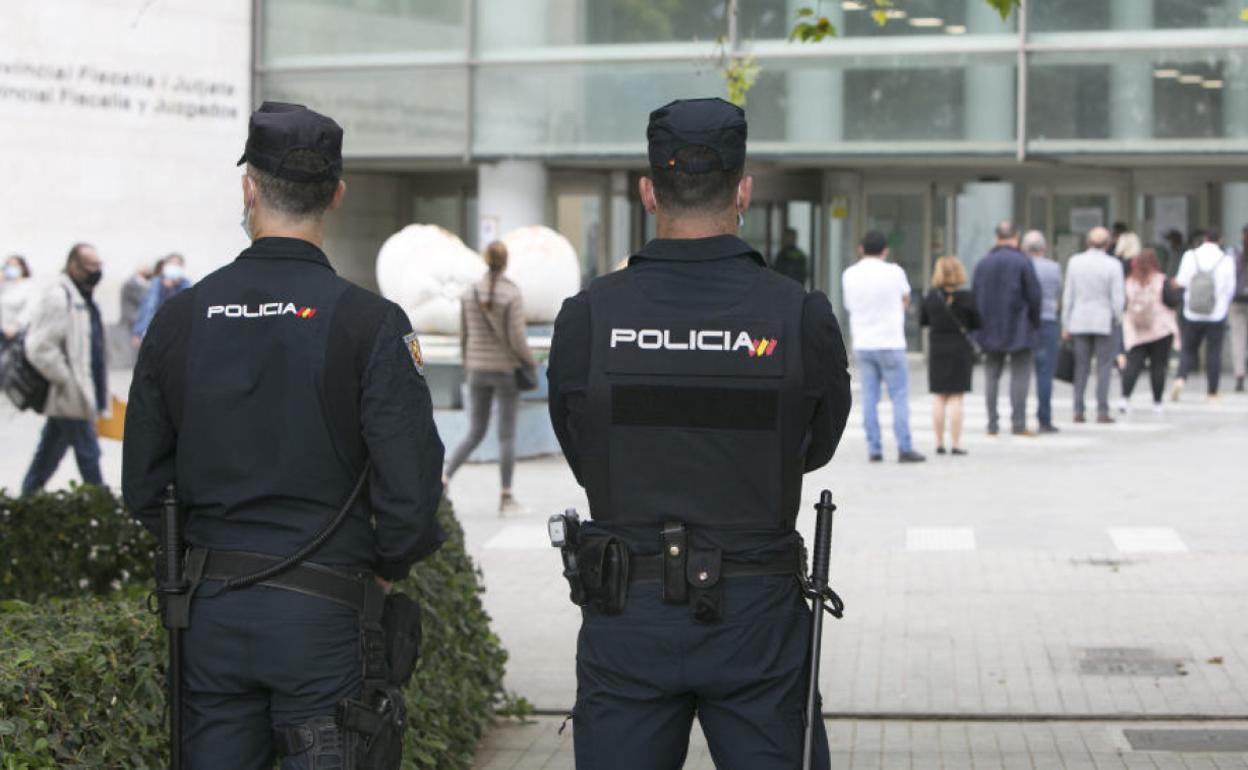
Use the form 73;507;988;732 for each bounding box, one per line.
1024;230;1062;433
21;243;109;495
1062;226;1125;423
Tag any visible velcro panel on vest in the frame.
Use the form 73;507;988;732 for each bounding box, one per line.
612;385;778;430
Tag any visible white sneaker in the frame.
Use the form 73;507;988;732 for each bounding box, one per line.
1170;379;1184;402
1152;402;1165;415
1116;397;1130;415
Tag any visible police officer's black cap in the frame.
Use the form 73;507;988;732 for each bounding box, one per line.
237;101;343;183
647;98;747;174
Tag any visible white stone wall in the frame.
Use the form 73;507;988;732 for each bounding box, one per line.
0;0;251;320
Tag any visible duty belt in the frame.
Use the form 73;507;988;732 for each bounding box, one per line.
628;547;801;582
192;549;372;612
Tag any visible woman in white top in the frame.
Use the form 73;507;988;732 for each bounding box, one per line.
1;255;35;343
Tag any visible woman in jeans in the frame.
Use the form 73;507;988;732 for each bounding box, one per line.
444;241;537;514
919;256;981;455
1119;248;1180;413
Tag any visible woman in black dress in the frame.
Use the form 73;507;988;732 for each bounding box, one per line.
919;256;981;455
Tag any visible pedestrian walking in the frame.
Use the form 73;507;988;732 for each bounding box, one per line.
1062;226;1126;423
844;230;925;462
443;240;539;515
919;256;980;455
1;255;34;344
772;226;809;286
1023;230;1062;433
122;102;446;768
546;97;852;770
1118;248;1181;413
132;253;192;342
1172;229;1237;401
973;221;1042;435
20;244;108;495
1228;224;1248;392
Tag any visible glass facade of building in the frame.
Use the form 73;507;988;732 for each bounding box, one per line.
258;0;1248;160
256;1;1248;349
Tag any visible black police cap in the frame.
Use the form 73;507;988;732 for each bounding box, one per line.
647;97;747;174
236;101;343;183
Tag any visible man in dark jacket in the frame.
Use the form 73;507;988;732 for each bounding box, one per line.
547;98;852;769
123;102;445;768
974;220;1042;435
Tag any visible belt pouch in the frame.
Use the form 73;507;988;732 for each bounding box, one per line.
381;592;422;688
578;536;630;614
661;521;688;605
687;547;723;624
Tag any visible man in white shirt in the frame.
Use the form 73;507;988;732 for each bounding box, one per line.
1172;229;1238;400
842;231;925;463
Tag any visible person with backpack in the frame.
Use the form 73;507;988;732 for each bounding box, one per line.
1118;249;1181;413
1172;229;1237;401
20;244;109;495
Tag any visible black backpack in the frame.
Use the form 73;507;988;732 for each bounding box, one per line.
0;332;50;413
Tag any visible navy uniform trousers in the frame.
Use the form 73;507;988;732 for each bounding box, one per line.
180;582;361;769
574;574;830;770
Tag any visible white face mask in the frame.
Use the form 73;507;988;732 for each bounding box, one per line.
162;263;185;282
240;200;252;240
240;179;255;240
3;265;20;281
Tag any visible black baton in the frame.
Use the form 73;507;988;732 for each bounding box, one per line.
803;489;841;770
158;484;187;770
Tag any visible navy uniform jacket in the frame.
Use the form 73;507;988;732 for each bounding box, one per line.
547;234;852;557
122;237;446;581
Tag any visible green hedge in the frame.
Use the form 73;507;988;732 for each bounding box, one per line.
0;485;155;601
0;488;515;769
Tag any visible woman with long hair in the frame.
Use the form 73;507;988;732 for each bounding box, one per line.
919;256;981;455
1119;247;1180;413
443;241;538;514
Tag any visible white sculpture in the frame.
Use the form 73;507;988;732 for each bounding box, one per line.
375;223;582;334
500;225;581;325
376;225;484;335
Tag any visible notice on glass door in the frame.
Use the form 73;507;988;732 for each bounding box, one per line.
1069;207;1104;236
1153;196;1188;243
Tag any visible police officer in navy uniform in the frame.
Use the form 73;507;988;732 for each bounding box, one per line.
122;102;446;768
547;98;852;769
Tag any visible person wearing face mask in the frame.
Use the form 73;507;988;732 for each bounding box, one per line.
122;102;445;768
20;243;109;495
131;252;192;343
1;254;35;345
547;98;852;770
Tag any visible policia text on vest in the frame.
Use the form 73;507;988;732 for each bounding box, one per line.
123;101;446;769
546;98;853;769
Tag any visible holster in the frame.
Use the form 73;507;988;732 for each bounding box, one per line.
576;536;630;614
336;583;420;770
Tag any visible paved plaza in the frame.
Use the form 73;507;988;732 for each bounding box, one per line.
2;363;1245;767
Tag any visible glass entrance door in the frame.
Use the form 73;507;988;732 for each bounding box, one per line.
1138;190;1204;275
863;191;929;350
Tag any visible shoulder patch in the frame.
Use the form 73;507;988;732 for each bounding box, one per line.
403;331;425;374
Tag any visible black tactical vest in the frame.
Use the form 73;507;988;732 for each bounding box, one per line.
581;264;810;533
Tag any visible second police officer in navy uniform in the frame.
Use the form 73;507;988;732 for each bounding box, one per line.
548;98;853;769
122;102;446;769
